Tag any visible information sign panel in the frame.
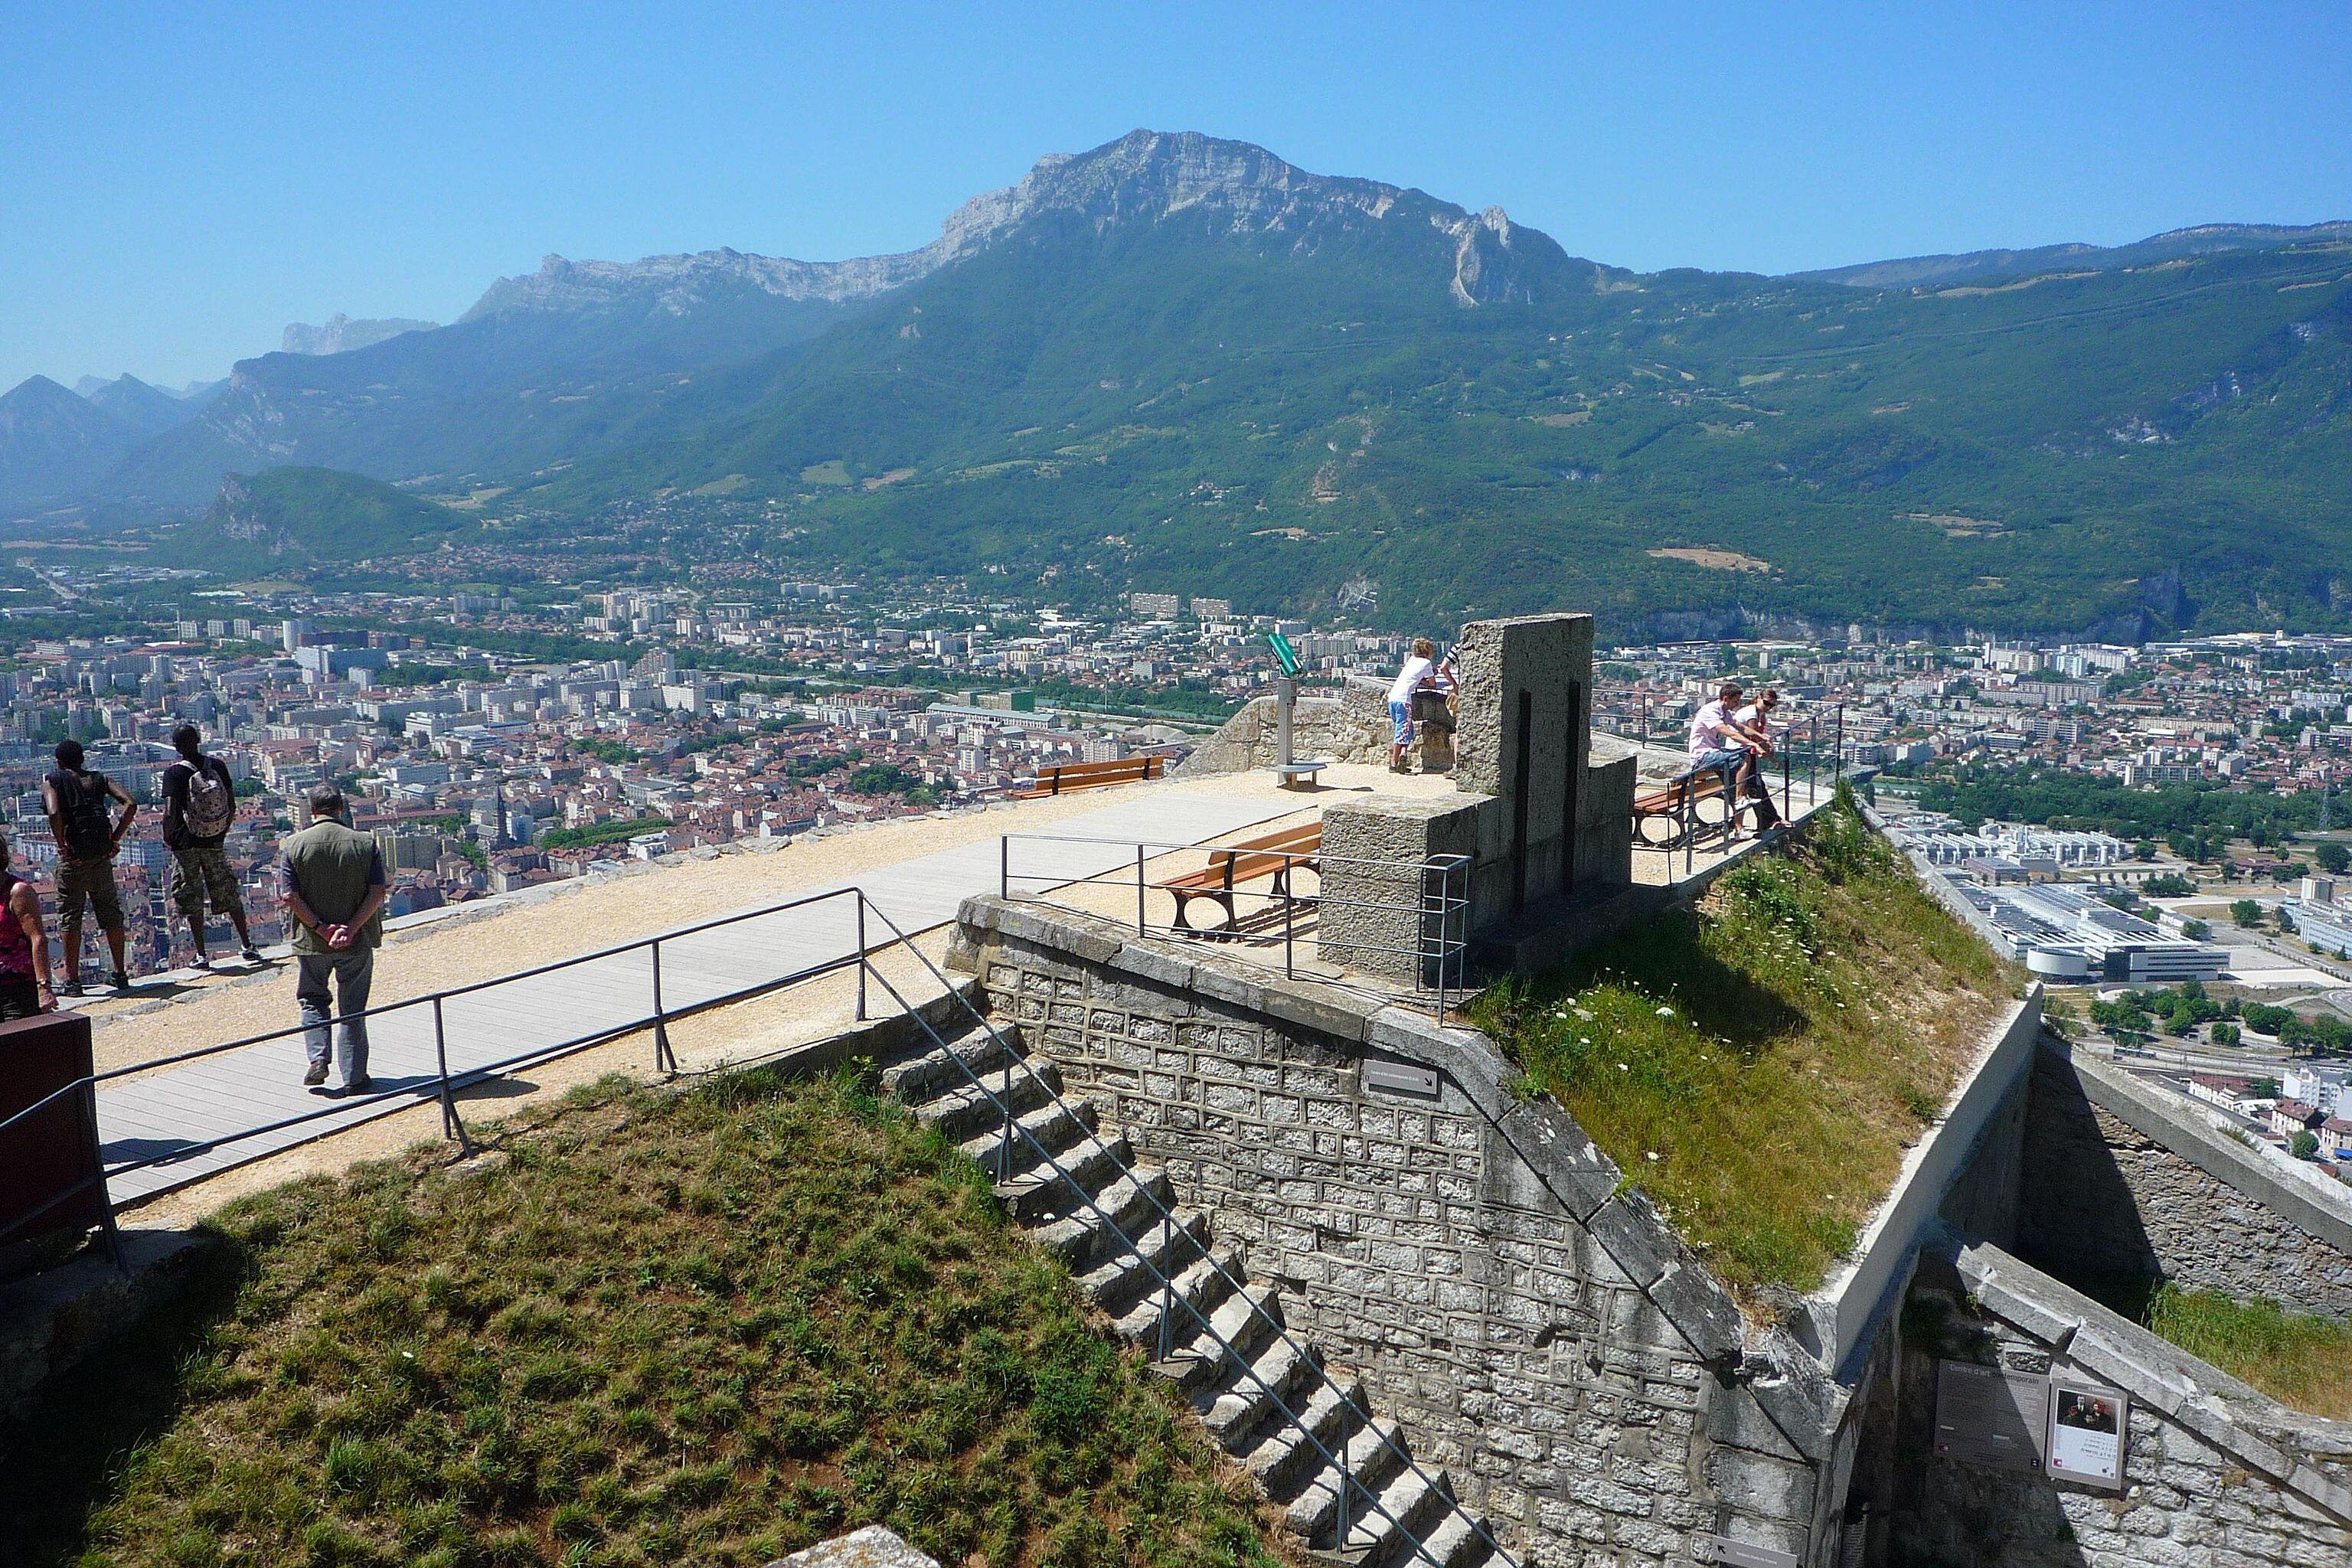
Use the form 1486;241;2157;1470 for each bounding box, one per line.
2046;1381;2130;1491
1932;1360;2050;1473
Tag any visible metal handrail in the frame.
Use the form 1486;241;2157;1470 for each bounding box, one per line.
1632;702;1848;877
995;831;1474;1017
0;885;874;1236
855;895;1509;1563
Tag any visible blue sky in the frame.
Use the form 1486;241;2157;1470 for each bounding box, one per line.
5;1;2347;390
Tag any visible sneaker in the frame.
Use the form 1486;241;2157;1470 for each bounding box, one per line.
302;1062;328;1086
240;946;264;964
57;979;83;999
190;954;212;972
344;1076;375;1096
110;970;131;991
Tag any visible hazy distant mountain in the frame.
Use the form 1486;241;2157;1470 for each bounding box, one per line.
27;129;2352;635
0;375;149;504
82;374;206;443
280;313;439;355
1800;220;2352;291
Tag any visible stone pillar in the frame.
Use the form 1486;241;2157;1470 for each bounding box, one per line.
1452;612;1592;917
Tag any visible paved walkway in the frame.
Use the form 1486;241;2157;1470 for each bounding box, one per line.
96;790;1306;1206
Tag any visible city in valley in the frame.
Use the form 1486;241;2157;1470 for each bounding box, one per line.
10;14;2352;1567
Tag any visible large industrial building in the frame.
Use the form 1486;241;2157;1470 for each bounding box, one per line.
1963;882;2230;982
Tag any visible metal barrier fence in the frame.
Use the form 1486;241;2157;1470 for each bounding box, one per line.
995;831;1475;1018
1632;704;1846;877
0;878;1511;1563
0;885;877;1256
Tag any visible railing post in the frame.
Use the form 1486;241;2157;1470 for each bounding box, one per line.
433;995;475;1156
1000;834;1009;900
1284;854;1295;978
1836;704;1846;786
855;896;868;1022
650;937;678;1074
1158;1208;1174;1361
1135;843;1147;936
81;1078;128;1274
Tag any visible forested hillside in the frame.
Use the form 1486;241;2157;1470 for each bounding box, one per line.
15;131;2351;638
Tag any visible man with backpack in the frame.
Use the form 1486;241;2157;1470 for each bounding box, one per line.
41;739;136;996
162;724;262;969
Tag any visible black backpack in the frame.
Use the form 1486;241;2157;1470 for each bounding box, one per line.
49;769;115;861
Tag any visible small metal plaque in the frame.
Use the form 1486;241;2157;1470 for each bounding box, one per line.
1362;1058;1440;1099
1933;1360;2050;1473
1694;1537;1799;1568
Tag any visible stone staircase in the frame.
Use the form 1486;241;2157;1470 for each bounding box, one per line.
880;1018;1511;1568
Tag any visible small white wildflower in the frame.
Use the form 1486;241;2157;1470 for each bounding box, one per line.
1617;1062;1630;1071
1655;1005;1675;1018
1645;1151;1660;1161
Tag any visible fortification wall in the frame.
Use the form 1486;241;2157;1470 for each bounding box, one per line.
2017;1043;2352;1319
1891;1240;2352;1568
948;895;1847;1567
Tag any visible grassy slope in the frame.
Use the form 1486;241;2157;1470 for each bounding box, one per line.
1471;794;2017;1292
2;1072;1281;1568
2143;1285;2352;1421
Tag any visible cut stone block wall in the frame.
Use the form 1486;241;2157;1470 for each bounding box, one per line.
1174;678;1392;776
949;894;1849;1567
1890;1240;2352;1568
2017;1044;2352;1318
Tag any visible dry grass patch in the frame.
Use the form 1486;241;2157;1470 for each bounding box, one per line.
1645;546;1772;573
3;1070;1282;1568
1472;792;2017;1293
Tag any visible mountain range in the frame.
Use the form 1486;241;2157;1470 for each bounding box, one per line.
6;129;2350;639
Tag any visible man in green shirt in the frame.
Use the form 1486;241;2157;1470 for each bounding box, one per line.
279;785;388;1093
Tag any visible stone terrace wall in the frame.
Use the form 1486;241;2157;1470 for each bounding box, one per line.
2017;1044;2352;1319
1174;678;1393;776
1892;1240;2352;1568
949;895;1851;1567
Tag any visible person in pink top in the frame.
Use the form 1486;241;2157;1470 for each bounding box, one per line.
0;833;58;1020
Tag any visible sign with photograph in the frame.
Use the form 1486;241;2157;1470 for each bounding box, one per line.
1932;1360;2050;1473
2045;1381;2130;1490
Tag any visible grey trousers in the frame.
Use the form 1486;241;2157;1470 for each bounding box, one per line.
297;948;374;1085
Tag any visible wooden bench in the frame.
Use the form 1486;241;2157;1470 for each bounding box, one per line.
1632;768;1766;850
1158;822;1323;932
1014;754;1165;799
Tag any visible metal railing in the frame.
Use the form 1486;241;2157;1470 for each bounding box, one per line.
995;831;1475;1018
854;895;1509;1563
0;885;877;1253
1632;703;1847;877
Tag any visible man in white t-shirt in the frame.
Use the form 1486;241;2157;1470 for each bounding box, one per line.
1687;681;1766;803
1388;638;1438;772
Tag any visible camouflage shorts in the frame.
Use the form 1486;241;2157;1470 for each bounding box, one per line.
56;857;123;935
170;843;243;923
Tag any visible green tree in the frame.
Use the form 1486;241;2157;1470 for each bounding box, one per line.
2316;842;2351;876
2232;899;2265;927
2292;1131;2320;1161
2212;1021;2241;1047
2182;919;2211;940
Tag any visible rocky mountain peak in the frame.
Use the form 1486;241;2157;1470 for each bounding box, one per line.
282;313;440;356
461;130;1573;322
